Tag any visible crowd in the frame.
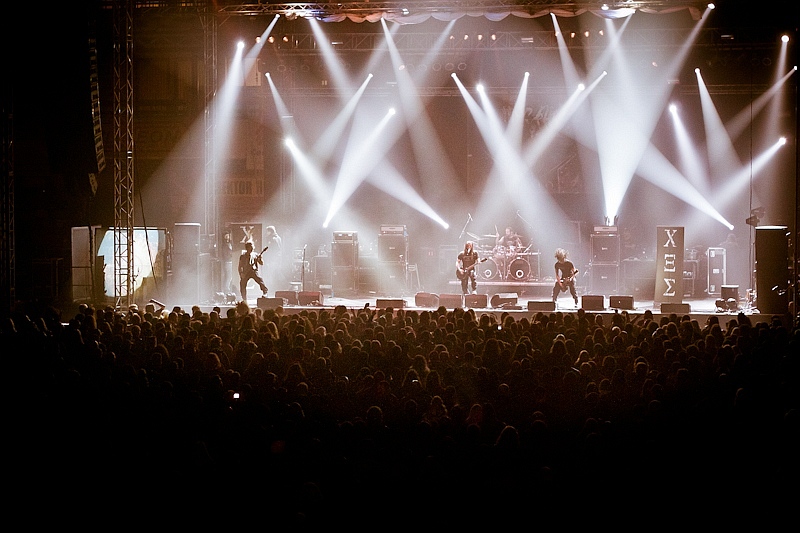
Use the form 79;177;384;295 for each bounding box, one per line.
4;299;798;523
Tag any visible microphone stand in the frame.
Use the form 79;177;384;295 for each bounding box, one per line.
459;214;472;239
301;245;307;292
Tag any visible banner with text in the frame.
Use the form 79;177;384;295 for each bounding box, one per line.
654;226;684;304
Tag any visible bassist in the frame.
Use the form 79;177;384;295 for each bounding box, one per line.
238;241;269;302
552;247;579;307
456;241;480;295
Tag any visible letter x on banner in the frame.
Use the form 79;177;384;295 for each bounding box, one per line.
654;226;684;305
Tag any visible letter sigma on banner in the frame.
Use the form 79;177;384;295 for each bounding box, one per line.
654;226;684;305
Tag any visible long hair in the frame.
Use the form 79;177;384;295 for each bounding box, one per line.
464;241;474;254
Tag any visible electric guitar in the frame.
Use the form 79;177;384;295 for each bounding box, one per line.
556;269;578;291
244;246;269;273
456;257;488;281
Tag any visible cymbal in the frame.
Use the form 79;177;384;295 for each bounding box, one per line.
466;232;484;240
483;234;498;238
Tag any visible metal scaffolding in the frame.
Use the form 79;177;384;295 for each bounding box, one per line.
113;0;135;310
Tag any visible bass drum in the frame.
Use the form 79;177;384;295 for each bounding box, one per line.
478;258;500;280
507;257;530;281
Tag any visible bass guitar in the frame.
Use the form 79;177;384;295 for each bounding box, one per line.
246;246;269;272
456;257;488;281
556;269;579;291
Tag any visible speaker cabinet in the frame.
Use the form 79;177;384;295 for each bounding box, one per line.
439;294;463;308
464;294;488;308
720;285;739;302
173;222;201;255
299;291;324;306
258;297;287;310
491;293;518;308
610;295;634;309
376;298;405;309
332;241;358;268
313;255;331;286
378;234;408;263
707;247;726;295
332;267;357;294
528;300;555;312
379;262;406;294
591;264;619;294
591;233;620;264
415;292;439;308
755;226;789;315
581;295;605;310
275;290;299;305
661;302;691;314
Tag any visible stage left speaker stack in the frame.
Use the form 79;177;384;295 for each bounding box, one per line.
378;225;408;295
332;231;358;296
590;226;619;295
171;222;201;304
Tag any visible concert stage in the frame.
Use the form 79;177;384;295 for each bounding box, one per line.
185;285;788;329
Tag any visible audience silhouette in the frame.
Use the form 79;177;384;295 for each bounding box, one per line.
5;300;798;523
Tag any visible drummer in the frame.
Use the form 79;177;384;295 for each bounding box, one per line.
495;226;523;253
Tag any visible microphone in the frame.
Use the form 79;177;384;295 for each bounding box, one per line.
468;213;472;220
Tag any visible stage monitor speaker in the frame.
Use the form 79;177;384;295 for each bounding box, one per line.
439;294;463;308
415;292;439;308
275;290;299;305
491;293;518;308
464;294;488;308
661;302;691;314
376;298;405;309
528;300;555;312
610;295;634;309
720;285;739;302
257;297;286;310
581;295;605;310
299;291;324;306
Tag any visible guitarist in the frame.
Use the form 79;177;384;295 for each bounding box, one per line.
238;241;269;302
456;241;480;295
552;247;579;307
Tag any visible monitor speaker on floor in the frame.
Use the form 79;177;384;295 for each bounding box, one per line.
528;300;555;312
415;292;439;307
376;298;405;309
439;294;463;308
581;295;605;310
660;302;691;314
257;297;287;310
464;294;488;308
609;295;634;309
275;290;299;306
491;293;518;308
298;291;324;305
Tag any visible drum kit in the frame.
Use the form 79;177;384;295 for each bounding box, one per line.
467;232;538;281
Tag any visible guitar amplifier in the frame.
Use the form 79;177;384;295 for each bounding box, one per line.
333;231;358;242
380;225;407;235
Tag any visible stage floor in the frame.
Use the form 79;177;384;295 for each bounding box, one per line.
187;285;787;329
